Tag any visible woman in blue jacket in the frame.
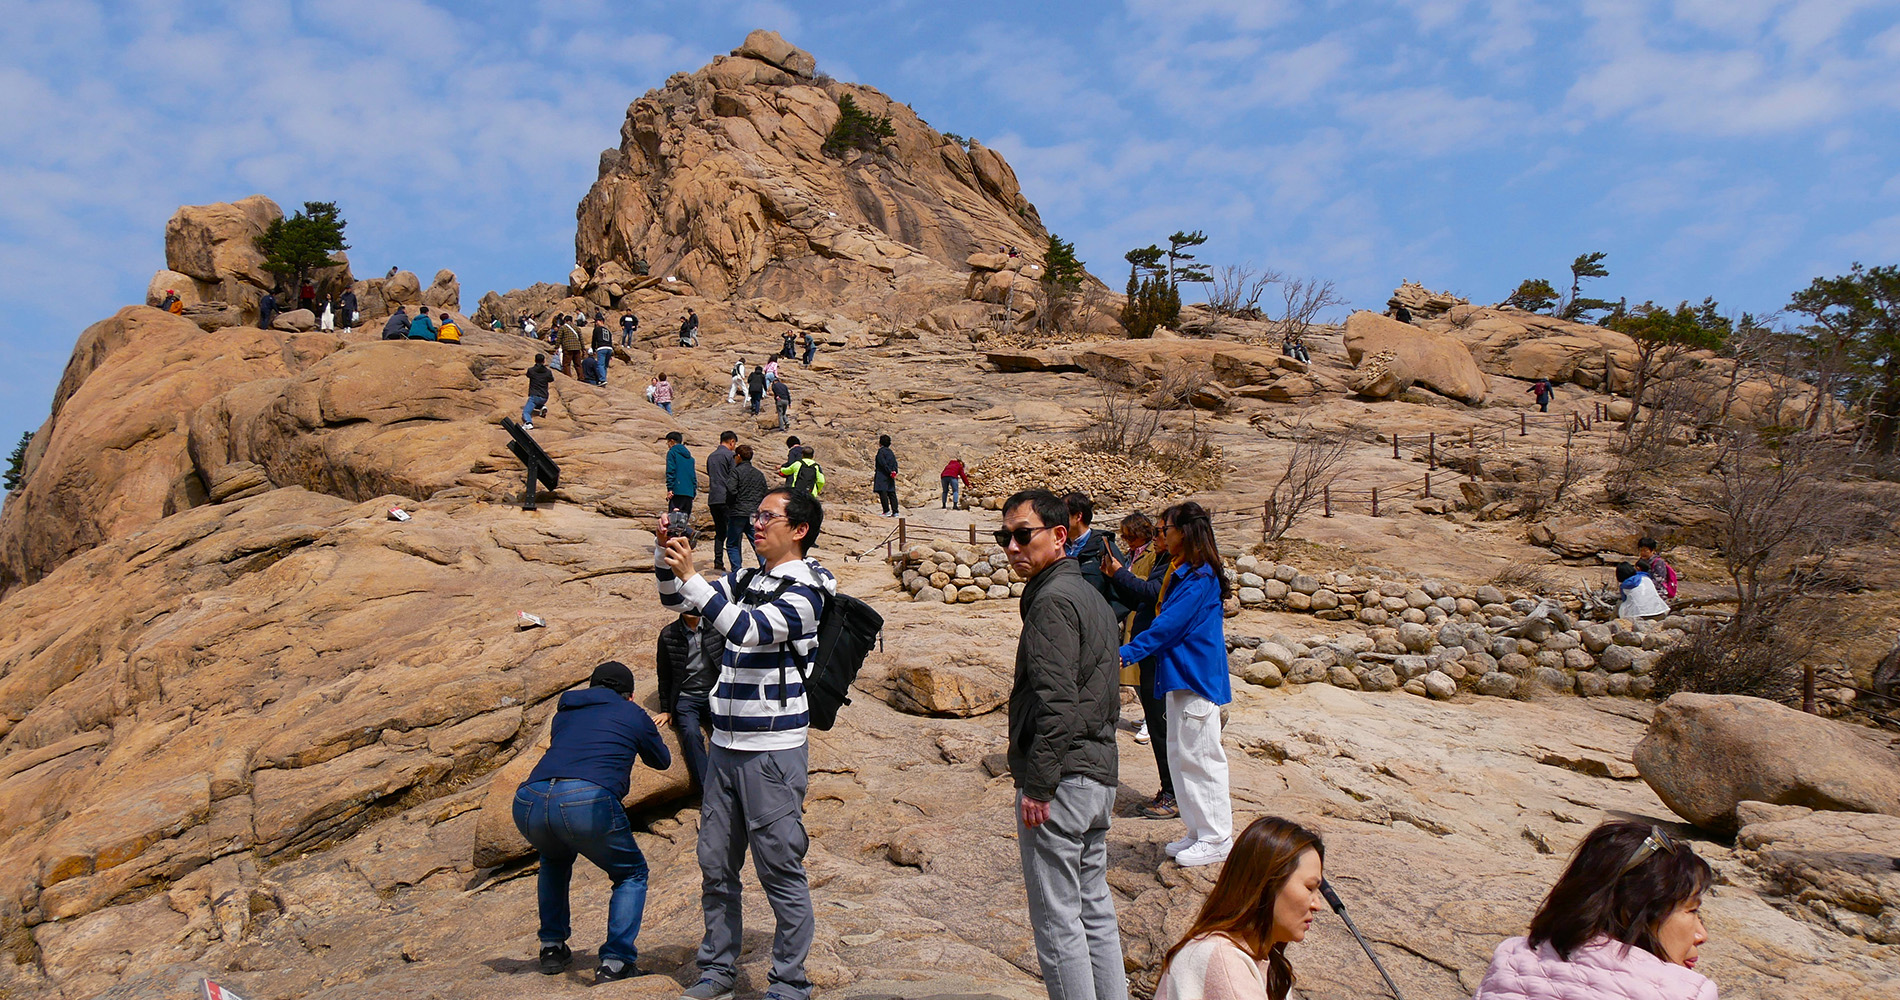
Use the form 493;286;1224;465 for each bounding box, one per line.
1118;501;1233;867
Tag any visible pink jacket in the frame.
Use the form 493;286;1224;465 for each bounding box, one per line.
1474;936;1716;1000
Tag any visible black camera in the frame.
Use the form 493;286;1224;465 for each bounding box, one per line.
666;510;696;541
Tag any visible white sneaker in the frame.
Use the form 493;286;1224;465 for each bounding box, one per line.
1134;722;1150;744
1175;839;1233;867
1164;836;1196;857
522;421;534;429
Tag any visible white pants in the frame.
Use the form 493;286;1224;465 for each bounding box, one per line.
1165;690;1232;845
729;375;744;402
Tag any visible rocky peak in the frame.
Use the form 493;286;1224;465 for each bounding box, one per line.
573;30;1049;310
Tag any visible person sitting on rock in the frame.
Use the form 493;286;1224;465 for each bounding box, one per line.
1636;538;1678;600
511;661;670;984
1154;817;1327;1000
654;611;721;793
521;353;553;430
1473;821;1714;1000
408;305;438;341
159;289;181;314
437;313;462;344
382;305;409;340
1615;562;1669;620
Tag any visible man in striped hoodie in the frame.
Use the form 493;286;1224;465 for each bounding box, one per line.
657;487;835;1000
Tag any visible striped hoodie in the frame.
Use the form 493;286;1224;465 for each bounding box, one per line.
656;550;836;751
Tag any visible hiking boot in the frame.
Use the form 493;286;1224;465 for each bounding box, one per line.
680;978;735;1000
1133;722;1150;744
538;943;571;975
595;959;644;983
1164;835;1196;858
1139;793;1179;820
1175;839;1233;867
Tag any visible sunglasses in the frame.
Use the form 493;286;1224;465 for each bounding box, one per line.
1617;826;1677;877
993;524;1059;548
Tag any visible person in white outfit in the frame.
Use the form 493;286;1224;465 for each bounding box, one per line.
1154;817;1326;1000
1616;562;1670;619
728;359;747;404
1117;502;1233;867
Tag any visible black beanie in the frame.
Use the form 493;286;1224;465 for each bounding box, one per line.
589;661;634;695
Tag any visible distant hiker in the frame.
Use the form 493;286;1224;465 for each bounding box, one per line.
521;315;538;340
340;289;358;332
409;305;438;341
1529;378;1553;413
258;291;278;329
1282;330;1310;364
747;363;767;415
319;298;335;332
655;612;721;792
678;309;699;348
764;358;780;386
382;306;409;340
800;331;816;366
723;444;770;570
652;374;674;414
784;436;802;470
665;431;695;513
299;280;316;312
706;431;738;572
158;289;181;314
1616;562;1670;619
1391;302;1412;324
940;457;971;509
620;312;639;347
522;354;554;429
780;331;796;359
728;358;748;404
874;434;899;516
592;321;614;378
772;377;792;431
386;265;399;279
512;660;669;984
558;317;586;379
1637;537;1678;600
780;446;825;497
437;314;463;344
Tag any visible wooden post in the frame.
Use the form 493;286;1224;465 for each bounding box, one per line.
1323;487;1332;518
1392;435;1400;459
1428;432;1436;469
1423;471;1432;499
968;523;977;545
898;518;907;549
1520;412;1527;436
1803;663;1816;714
1370;487;1380;518
1467;426;1475;450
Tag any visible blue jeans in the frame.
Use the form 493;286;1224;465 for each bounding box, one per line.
660;401;672;414
673;695;713;790
726;515;763;569
941;477;960;508
512;778;650;965
596;346;612;371
523;395;545;423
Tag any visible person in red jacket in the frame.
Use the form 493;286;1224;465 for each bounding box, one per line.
940;458;971;509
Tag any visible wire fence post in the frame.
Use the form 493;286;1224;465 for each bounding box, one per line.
1423;471;1432;499
898;518;906;549
1804;663;1816;714
1323;487;1332;518
1392;435;1400;459
1370;487;1379;518
1520;412;1527;436
1428;432;1436;469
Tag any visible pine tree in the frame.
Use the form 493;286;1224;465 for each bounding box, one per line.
822;95;897;157
4;430;30;492
255;201;349;295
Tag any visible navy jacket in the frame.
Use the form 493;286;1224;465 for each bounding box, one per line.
525;687;671;800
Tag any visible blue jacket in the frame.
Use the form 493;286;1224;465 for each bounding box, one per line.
524;687;671;800
1119;562;1231;704
1109;554;1172;662
409;314;437;340
666;443;696;497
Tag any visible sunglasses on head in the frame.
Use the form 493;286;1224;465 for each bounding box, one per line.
993;524;1058;548
1617;826;1677;877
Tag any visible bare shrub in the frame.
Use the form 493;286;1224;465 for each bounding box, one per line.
1081;361;1223;487
1080;378;1164;456
1263;417;1356;541
1273;277;1346;348
1206;264;1280;321
1605;374;1713;503
1517;438;1589;518
1490;562;1557;594
1653;597;1831;705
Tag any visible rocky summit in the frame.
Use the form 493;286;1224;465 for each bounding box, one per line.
3;31;1899;1000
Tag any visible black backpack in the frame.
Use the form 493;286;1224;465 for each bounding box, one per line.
736;566;883;730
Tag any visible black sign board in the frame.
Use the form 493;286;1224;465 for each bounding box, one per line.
501;417;560;510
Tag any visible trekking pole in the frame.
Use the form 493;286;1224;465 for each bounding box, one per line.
1320;879;1406;1000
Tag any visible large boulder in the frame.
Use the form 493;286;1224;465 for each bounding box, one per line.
1634;693;1900;832
1527;514;1644;559
1343;311;1489;404
884;653;1008;717
145;269;206;309
163;195;281;289
421;269;460;312
383;270;422;307
733;28;816;77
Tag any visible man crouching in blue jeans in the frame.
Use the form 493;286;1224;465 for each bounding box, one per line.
513;661;671;983
655;486;835;1000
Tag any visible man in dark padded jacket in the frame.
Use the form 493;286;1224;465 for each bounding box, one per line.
999;489;1123;1000
513;661;671;984
655;611;722;791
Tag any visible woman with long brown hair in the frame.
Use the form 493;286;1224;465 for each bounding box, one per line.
1156;816;1326;1000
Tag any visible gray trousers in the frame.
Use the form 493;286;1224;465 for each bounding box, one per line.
697;743;812;997
1017;776;1126;1000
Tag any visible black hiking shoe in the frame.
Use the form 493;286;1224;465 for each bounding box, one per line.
596;959;645;983
538;943;571;975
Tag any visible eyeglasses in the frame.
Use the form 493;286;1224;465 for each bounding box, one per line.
993;525;1059;548
752;510;786;527
1617;826;1677;877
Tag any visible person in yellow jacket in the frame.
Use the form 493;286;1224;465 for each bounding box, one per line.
437;315;463;344
778;446;825;497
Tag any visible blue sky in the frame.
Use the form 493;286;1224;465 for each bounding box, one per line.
4;0;1899;442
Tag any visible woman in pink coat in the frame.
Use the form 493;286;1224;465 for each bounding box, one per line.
1475;821;1717;1000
